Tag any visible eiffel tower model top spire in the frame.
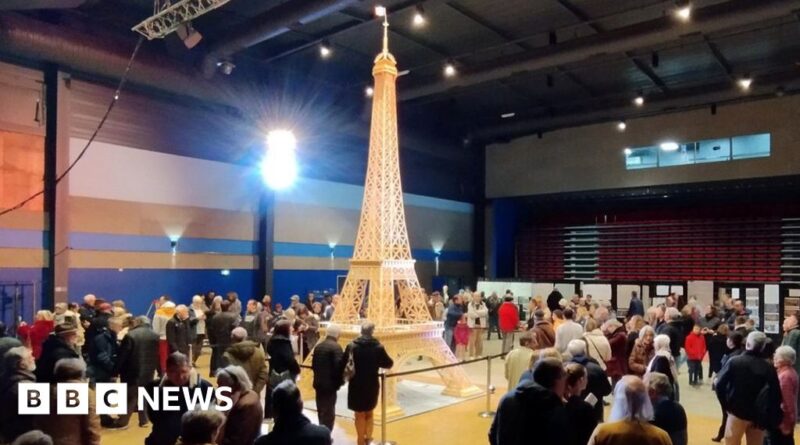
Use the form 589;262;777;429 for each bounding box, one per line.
331;12;431;328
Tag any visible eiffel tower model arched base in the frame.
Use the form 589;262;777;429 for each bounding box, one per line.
298;12;480;420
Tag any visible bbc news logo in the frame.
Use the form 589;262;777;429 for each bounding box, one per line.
18;384;234;414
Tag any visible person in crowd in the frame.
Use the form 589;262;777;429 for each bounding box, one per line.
207;300;238;377
312;324;344;431
489;358;568;445
223;327;267;394
781;314;800;383
342;321;394;445
10;431;52;445
227;292;243;323
304;293;317;312
289;295;301;312
552;309;565;331
646;334;679;401
78;294;96;330
323;294;337;322
176;410;225;445
518;347;564;385
604;319;628;386
17;310;55;359
467;292;488;358
166;305;193;357
242;299;260;339
188;296;208;366
442;294;463;352
628;325;656;377
708;324;731;380
546;289;564;313
34;358;101;445
297;306;319;359
0;321;22;359
563;362;597;445
215;366;263;445
88;316;121;387
0;347;37;443
715;331;781;445
529;309;556;348
115;315;159;428
646;372;687;445
254;380;332;445
203;291;217;310
628;291;645;318
712;330;746;442
583;317;612;371
657;307;684;367
145;352;214;445
555;308;584;353
498;294;520;354
486;292;502;340
625;316;645;360
256;297;274;349
725;300;751;327
265;320;300;420
700;305;722;332
504;331;537;388
454;314;470;360
769;345;799;445
86;302;112;342
685;323;707;386
588;375;671;445
66;303;86;351
567;339;612;422
36;321;81;383
152;301;176;374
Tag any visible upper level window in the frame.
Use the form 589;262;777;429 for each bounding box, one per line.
624;133;770;170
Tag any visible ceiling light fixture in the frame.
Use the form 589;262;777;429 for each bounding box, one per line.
660;141;679;151
617;121;627;131
365;86;374;97
319;41;332;58
675;2;691;21
633;94;645;106
413;5;425;26
624;148;632;156
444;62;456;77
501;112;516;119
375;5;387;17
737;75;752;91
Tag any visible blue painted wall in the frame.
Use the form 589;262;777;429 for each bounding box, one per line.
490;198;519;279
273;269;346;307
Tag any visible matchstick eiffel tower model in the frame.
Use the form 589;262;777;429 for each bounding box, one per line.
301;12;479;419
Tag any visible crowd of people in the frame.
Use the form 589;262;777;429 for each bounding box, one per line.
489;288;799;445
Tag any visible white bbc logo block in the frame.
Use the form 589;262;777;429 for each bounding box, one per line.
18;383;49;414
96;383;127;415
57;383;89;415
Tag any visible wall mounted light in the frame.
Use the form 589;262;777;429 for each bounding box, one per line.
220;269;230;276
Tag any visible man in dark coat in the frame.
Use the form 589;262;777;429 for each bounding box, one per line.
628;291;645;318
342;322;393;445
35;321;81;383
489;358;568;445
312;324;344;431
567;339;612;422
254;380;332;445
85;302;112;349
145;352;214;445
657;307;684;359
647;372;687;445
206;300;238;376
166;305;194;356
88;316;121;384
78;294;97;329
546;289;564;313
0;347;37;443
115;316;160;428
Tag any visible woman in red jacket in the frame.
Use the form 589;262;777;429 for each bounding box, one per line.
684;323;707;387
603;319;628;386
17;310;55;359
497;295;519;354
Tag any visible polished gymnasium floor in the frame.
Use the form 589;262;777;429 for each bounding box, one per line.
102;338;799;445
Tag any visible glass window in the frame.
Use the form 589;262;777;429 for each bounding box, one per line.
695;138;731;163
732;133;770;159
658;142;695;167
625;146;658;169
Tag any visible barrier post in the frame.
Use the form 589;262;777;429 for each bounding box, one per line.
478;355;496;418
378;371;396;445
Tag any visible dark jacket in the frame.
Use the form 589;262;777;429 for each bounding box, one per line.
343;336;394;412
707;333;730;375
628;297;645;317
444;303;463;328
716;350;781;424
565;395;597;445
530;320;556;348
116;324;160;385
570;355;612;421
166;315;193;355
267;335;300;377
489;381;568;445
656;321;684;357
207;311;238;349
606;327;629;378
78;304;96;326
145;373;214;445
88;328;118;382
546;289;563;313
651;396;688;445
36;335;80;383
217;390;263;445
0;369;36;442
85;311;110;345
312;337;344;394
254;414;331;445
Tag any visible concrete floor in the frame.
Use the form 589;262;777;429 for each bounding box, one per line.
100;339;799;445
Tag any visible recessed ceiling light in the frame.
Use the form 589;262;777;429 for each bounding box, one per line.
319;41;332;58
365;86;374;97
660;141;679;151
617;121;627;131
501;112;516;119
444;62;456;77
675;5;691;21
413;5;425;26
624;148;632;156
633;95;644;106
737;76;752;91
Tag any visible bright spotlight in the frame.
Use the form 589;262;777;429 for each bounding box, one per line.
633;95;644;106
444;62;456;77
737;76;752;91
660;141;679;151
413;5;425;26
617;121;627;131
375;5;387;17
365;86;374;97
624;147;632;156
261;130;298;190
675;4;691;21
319;42;332;58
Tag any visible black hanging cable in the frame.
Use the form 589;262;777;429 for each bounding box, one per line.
0;36;145;218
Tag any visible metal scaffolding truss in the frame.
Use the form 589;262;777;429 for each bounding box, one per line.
132;0;231;40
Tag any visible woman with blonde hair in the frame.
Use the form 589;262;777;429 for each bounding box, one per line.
17;310;55;359
563;363;597;445
583;317;611;370
626;315;646;358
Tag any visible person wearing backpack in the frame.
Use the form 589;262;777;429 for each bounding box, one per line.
341;321;394;445
715;331;782;445
311;324;344;432
265;320;300;420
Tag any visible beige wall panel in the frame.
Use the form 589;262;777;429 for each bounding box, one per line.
274;201;473;252
487;95;800;197
0;62;44;136
0;209;46;230
69;250;256;269
0;248;46;267
274;256;351;271
69;197;257;240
